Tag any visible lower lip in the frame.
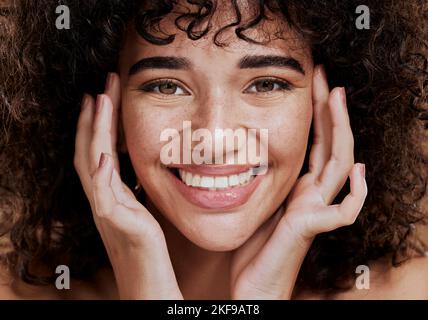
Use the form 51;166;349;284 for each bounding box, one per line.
169;169;263;210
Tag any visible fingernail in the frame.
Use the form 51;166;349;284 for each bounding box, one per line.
318;64;326;79
99;153;108;168
341;87;347;108
105;73;114;91
81;94;89;110
96;94;104;113
359;163;365;178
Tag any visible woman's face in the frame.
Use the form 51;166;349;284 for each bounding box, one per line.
119;2;314;251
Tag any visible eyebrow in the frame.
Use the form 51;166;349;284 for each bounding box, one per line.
128;56;191;75
238;55;305;74
128;54;305;76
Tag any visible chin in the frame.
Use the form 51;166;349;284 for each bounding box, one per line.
176;214;257;252
189;234;250;252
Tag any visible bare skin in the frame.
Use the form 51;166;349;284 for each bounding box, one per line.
70;67;366;300
1;256;428;299
1;65;427;299
1;0;427;300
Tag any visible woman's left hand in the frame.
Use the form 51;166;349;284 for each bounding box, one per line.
230;65;368;299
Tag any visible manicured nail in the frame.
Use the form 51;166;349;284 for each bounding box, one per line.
359;163;365;178
81;94;89;110
341;87;347;108
96;94;104;113
99;153;108;168
318;64;326;79
105;73;114;91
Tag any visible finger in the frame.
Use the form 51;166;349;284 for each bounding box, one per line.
74;94;96;195
317;87;354;204
92;152;117;218
308;65;332;175
335;163;367;224
233;208;313;298
231;206;284;282
92;155;152;239
111;169;141;210
89;94;114;175
312;163;367;233
104;73;121;155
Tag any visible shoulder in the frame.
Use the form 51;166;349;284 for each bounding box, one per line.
0;263;118;300
0;263;58;299
340;255;428;300
381;255;428;299
0;264;20;299
294;255;428;300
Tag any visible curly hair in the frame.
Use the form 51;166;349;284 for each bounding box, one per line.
0;0;427;293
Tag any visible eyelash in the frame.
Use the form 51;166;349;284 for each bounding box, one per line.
138;78;293;96
245;78;292;94
139;79;187;96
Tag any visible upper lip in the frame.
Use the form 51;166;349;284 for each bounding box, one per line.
167;164;259;176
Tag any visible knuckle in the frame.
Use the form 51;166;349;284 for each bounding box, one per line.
92;172;104;189
332;155;354;173
94;209;108;218
73;155;80;171
363;185;368;198
345;161;354;174
93;199;113;220
329;153;340;164
343;210;359;226
349;214;358;225
94;200;118;221
73;155;86;178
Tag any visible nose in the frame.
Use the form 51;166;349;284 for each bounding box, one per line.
190;86;245;165
192;85;233;130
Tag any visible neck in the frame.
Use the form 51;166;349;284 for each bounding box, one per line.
147;199;232;299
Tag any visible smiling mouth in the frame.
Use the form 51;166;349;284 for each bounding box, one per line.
167;165;266;210
172;167;256;190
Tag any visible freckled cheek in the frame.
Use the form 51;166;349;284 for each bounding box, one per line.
122;106;175;166
266;103;312;169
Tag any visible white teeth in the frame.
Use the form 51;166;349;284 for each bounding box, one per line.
177;168;257;190
238;172;247;184
191;174;201;187
179;170;186;181
200;176;214;188
185;172;193;186
228;175;240;186
215;176;228;188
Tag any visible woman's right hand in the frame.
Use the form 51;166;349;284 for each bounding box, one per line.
74;73;182;299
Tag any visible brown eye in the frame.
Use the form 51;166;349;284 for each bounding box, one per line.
159;82;178;94
139;79;188;95
245;78;292;94
255;80;275;92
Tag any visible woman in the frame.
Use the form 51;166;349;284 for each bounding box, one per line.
0;0;427;299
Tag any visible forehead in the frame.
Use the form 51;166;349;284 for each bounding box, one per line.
121;0;311;68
